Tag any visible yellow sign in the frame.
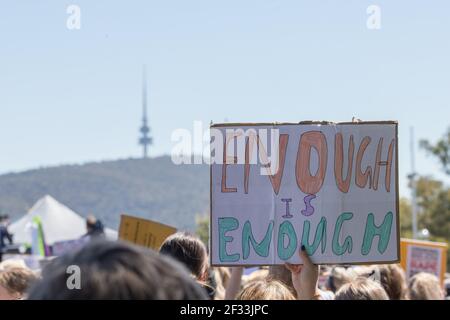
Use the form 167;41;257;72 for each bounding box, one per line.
400;238;448;286
119;214;177;250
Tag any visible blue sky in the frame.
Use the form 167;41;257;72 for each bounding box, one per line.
0;0;449;197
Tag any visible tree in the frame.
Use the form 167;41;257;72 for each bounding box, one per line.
399;197;412;239
402;177;450;268
416;129;450;268
414;177;449;237
195;213;210;246
420;127;450;174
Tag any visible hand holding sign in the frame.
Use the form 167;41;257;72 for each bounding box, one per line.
285;246;320;300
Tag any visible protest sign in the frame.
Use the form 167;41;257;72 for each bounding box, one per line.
210;121;400;265
400;238;448;285
118;214;177;250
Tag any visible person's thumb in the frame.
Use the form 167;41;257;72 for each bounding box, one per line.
299;245;314;267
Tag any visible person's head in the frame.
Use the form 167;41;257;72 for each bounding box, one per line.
86;215;104;234
409;272;444;300
378;264;408;300
445;278;450;299
269;265;295;295
326;267;358;293
206;267;231;300
236;279;296;300
27;240;208;300
0;259;28;271
335;278;389;300
159;232;209;281
0;214;9;225
0;268;38;300
216;267;231;289
242;268;269;286
207;268;225;300
86;215;97;230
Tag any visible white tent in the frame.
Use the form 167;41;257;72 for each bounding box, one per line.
9;195;118;245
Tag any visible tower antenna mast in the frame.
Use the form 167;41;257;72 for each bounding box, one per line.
139;65;152;158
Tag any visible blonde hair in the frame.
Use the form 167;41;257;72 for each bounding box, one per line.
378;264;408;300
268;265;295;294
216;267;231;289
236;279;296;301
0;268;38;298
409;273;443;300
335;278;389;300
211;268;227;300
327;267;358;292
242;268;269;286
0;260;28;271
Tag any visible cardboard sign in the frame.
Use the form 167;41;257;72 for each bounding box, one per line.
400;238;448;285
118;215;177;250
210;122;400;265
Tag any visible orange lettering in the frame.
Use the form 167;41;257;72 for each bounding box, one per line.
221;135;238;193
373;138;395;192
296;131;328;195
244;134;289;195
355;137;373;189
334;133;354;193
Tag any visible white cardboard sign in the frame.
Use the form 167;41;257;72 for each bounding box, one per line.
210;122;399;265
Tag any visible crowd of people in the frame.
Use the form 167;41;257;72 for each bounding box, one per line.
0;230;447;300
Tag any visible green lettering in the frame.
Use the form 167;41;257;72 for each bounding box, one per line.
361;212;393;255
277;221;297;261
218;217;240;262
242;220;274;259
301;217;327;255
332;212;353;256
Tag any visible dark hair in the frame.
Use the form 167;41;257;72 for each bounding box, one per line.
27;240;208;300
159;232;208;280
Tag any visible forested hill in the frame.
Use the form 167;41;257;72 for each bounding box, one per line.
0;156;209;231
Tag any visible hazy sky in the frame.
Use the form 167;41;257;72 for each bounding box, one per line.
0;0;449;197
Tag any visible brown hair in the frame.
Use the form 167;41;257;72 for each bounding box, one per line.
409;272;443;300
236;279;296;301
378;264;408;300
0;268;38;297
160;232;209;281
335;278;389;300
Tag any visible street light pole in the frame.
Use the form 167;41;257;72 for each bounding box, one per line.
410;127;418;239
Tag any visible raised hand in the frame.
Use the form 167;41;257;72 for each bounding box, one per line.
285;245;320;300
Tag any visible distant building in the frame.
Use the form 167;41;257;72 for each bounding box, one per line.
139;66;152;158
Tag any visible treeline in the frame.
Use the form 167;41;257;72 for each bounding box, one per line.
0;156;209;231
400;127;450;267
